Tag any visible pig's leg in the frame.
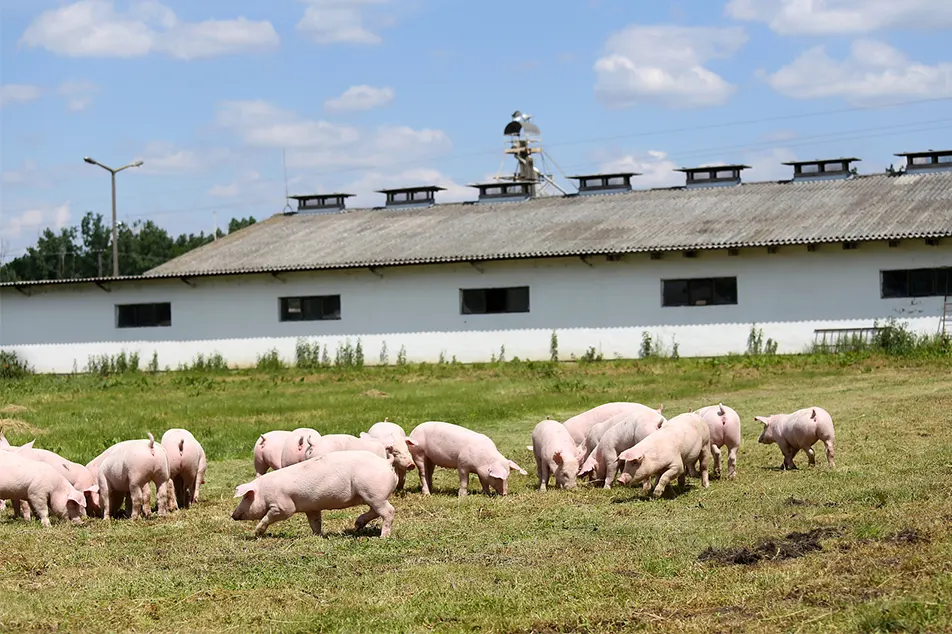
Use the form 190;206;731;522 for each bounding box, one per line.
727;445;738;479
653;465;681;498
305;511;323;536
375;501;395;538
129;485;144;520
155;478;170;517
603;454;618;489
642;478;652;493
457;468;470;497
424;459;435;494
823;438;835;468
354;507;378;531
710;445;722;479
395;467;406;492
777;439;797;470
254;505;289;537
698;448;710;488
14;498;30;520
535;454;547;492
30;495;52;528
806;446;817;466
411;450;429;494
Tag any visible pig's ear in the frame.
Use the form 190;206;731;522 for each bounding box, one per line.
234;482;257;499
67;489;86;507
84;484;100;494
22;440;35;450
754;416;769;426
508;460;527;475
359;432;370;439
404;438;416;447
297;436;305;448
811;409;817;420
552;450;564;465
488;464;508;479
258;435;266;447
656;404;664;413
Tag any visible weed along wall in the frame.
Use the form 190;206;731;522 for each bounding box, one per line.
1;242;949;373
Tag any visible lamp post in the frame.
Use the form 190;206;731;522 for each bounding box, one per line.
83;157;143;276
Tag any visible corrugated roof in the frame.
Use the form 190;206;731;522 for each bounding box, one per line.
3;171;951;289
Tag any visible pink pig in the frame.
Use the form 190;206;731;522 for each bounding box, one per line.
694;403;742;479
160;428;207;510
364;419;417;491
408;421;527;497
302;433;388;461
0;451;90;527
528;418;584;491
97;433;171;520
13;445;100;516
755;407;835;470
562;402;664;447
253;430;292;476
578;408;667;489
280;427;321;468
616;412;711;497
231;450;398;538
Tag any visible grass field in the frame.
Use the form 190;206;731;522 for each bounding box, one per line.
1;355;951;633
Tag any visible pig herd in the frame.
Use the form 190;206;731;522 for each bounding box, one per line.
0;402;836;539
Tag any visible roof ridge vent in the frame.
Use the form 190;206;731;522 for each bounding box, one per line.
675;164;750;189
287;193;354;214
468;180;533;203
894;149;952;174
782;157;860;182
376;185;446;209
567;172;638;195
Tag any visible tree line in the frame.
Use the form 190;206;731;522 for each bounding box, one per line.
0;212;256;283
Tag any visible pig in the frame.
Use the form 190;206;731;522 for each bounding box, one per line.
0;451;90;527
408;421;527;497
562;402;665;447
303;433;388;461
12;445;101;516
253;430;293;476
280;427;321;468
578;408;667;488
616;412;711;497
231;450;398;538
754;407;835;470
528;418;584;491
694;403;742;479
364;419;417;491
96;433;171;520
579;415;626;468
160;428;206;510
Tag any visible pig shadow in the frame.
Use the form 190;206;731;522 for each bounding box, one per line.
609;482;697;504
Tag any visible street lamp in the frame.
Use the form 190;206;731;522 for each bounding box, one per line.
83;156;143;276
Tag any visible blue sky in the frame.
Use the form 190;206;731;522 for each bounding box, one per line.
2;0;952;261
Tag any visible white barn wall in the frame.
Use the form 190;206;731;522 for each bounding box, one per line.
1;241;948;373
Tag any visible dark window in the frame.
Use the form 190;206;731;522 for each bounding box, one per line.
881;268;951;298
279;295;341;321
116;303;171;328
662;277;738;307
460;286;529;314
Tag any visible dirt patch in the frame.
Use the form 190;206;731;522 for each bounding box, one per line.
362;389;390;398
783;496;813;506
698;528;842;566
0;404;30;414
0;418;44;436
887;528;929;545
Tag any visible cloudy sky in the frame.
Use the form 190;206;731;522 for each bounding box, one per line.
2;0;951;260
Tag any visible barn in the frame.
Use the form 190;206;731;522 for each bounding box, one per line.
2;150;951;374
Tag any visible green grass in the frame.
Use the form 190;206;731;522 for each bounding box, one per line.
1;355;951;633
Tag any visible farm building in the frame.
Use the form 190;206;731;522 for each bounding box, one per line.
1;148;951;374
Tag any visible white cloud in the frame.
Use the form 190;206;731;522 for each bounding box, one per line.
598;150;684;189
134;142;228;175
207;170;274;200
324;85;395;113
58;80;97;111
338;168;472;209
296;0;389;45
0;84;42;107
593;25;747;109
215;100;452;171
19;0;279;59
0;202;71;241
765;40;952;103
1;159;39;186
726;0;952;35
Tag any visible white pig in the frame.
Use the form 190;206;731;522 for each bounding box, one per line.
364;419;417;491
528;418;584;491
0;451;90;527
302;433;388;461
562;402;665;447
13;445;100;516
161;428;206;510
408;421;527;497
231;450;398;538
616;412;711;497
694;403;742;479
97;433;171;520
755;407;835;470
280;427;321;468
253;430;293;476
579;415;626;468
578;408;667;489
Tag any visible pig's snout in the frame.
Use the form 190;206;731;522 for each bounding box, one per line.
406;463;416;470
231;509;242;521
617;473;631;485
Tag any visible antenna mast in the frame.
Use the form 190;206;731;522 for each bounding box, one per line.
496;111;572;196
282;148;293;212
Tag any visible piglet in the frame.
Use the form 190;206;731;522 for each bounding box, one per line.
161;428;207;510
97;433;171;519
579;415;625;468
280;427;321;468
303;433;388;461
364;419;417;491
578;407;667;488
408;421;527;497
694;403;742;479
0;451;90;526
253;430;292;476
13;445;100;515
528;418;584;491
616;412;711;497
562;402;664;446
231;450;398;538
755;407;835;470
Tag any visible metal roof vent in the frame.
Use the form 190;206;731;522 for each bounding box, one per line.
376;185;446;209
468;181;534;203
894;149;952;174
567;172;638;195
782;158;860;182
675;164;751;189
287;193;354;214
